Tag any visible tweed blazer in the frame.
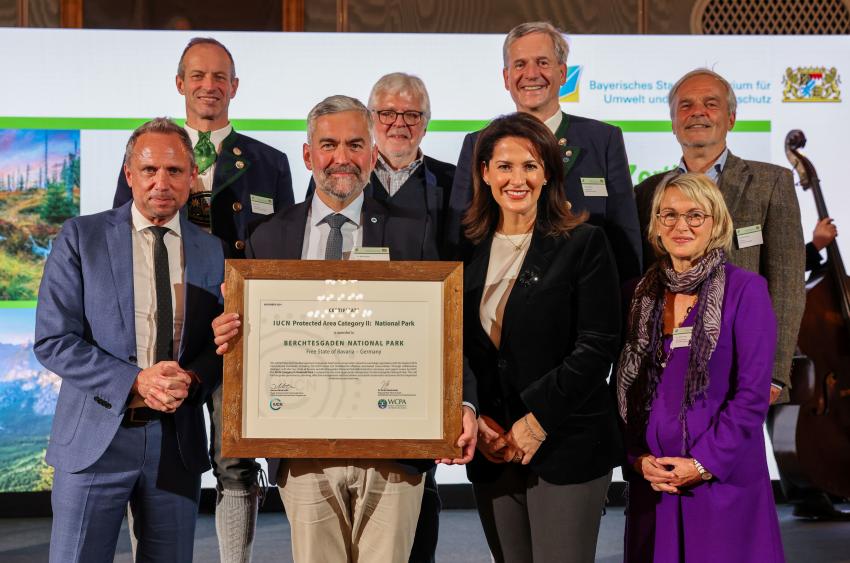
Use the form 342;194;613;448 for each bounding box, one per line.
634;151;805;401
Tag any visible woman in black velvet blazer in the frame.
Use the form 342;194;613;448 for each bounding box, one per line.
462;113;623;563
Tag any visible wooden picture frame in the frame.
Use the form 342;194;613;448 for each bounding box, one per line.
221;259;463;460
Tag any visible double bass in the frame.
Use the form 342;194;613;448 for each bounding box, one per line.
770;129;850;513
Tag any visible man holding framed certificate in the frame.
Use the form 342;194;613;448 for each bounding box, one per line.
213;95;477;563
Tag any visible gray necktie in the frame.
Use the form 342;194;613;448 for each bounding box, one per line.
323;213;348;260
150;226;173;362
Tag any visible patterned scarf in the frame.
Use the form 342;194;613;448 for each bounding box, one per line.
616;248;727;452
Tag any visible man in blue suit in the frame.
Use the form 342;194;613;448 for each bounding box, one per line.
113;38;294;561
447;22;642;282
35;118;223;562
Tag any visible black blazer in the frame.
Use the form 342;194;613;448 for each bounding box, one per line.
464;223;623;485
246;195;439;261
304;155;456;258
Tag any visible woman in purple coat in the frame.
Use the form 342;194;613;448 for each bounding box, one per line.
617;172;785;562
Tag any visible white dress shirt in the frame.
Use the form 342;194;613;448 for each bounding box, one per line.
543;110;563;135
184;123;233;193
301;192;365;259
130;204;185;407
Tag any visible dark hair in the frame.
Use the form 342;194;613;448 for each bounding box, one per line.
124;117;195;168
463;112;585;243
177;37;236;79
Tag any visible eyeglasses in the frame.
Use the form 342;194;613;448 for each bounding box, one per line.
373;109;425;126
656;210;712;227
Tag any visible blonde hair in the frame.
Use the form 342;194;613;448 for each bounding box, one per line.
648;172;733;257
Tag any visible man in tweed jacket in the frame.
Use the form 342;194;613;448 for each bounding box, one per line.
634;68;805;404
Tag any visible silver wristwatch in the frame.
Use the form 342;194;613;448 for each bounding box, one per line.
693;458;713;481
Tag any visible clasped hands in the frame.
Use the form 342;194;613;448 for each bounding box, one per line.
476;413;544;465
133;361;194;413
635;454;702;494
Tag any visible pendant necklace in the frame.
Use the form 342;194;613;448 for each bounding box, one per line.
502;229;532;252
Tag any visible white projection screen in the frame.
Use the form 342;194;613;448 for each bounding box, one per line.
0;29;846;489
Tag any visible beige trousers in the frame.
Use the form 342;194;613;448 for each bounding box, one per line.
278;459;425;563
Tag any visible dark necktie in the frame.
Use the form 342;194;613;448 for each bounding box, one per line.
323;213;348;260
150;226;173;362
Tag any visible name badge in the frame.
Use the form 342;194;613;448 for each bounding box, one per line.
581;177;608;197
671;326;693;349
250;194;274;215
350;247;390;261
736;225;764;249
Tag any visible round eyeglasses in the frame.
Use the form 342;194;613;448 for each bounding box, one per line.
373;109;425;126
656;211;712;227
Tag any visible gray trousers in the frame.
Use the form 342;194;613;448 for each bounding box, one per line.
209;384;261;490
473;465;612;563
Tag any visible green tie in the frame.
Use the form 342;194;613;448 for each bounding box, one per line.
194;131;217;174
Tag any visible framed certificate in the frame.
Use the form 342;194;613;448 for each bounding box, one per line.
220;260;463;460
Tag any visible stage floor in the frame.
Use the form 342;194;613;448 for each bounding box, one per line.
1;505;848;562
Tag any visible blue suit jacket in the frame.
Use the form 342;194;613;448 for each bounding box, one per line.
34;202;224;474
448;112;642;281
114;130;294;257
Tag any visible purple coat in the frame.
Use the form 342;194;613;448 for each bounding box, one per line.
625;263;785;563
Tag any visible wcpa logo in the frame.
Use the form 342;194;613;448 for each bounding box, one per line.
559;66;583;103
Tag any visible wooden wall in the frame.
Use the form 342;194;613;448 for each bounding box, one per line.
646;0;694;33
304;0;642;34
2;0;696;33
81;0;281;30
2;0;60;27
0;1;17;27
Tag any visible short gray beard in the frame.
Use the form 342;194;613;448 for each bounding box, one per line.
316;170;368;202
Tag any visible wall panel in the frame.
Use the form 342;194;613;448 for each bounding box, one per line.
334;0;638;33
0;1;18;27
27;0;60;27
304;0;337;32
646;0;696;33
82;0;282;30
